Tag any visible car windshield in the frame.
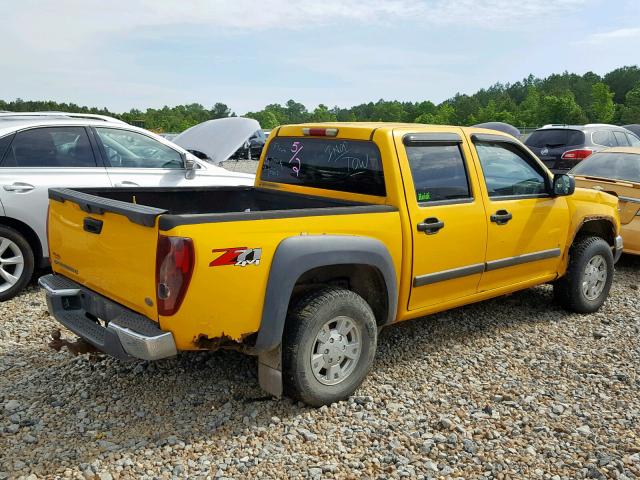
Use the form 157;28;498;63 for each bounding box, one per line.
525;129;585;148
261;137;385;196
571;152;640;183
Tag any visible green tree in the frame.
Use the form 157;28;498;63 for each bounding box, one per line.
516;86;540;127
284;100;309;123
538;92;587;125
245;110;280;129
416;103;455;125
310;104;337;122
604;66;640;103
588;82;615;123
618;83;640;124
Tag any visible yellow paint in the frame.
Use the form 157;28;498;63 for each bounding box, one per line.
48;123;622;352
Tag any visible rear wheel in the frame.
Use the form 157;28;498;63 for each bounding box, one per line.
554;236;613;313
0;226;35;302
283;287;377;407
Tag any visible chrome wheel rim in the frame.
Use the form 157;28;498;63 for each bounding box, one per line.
311;316;361;386
0;237;24;293
582;254;607;301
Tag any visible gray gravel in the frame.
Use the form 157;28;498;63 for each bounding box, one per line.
218;159;259;176
1;161;639;480
1;256;638;479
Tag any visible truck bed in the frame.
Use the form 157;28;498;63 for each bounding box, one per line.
49;186;393;230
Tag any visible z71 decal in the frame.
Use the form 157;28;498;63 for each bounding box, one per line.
210;247;262;267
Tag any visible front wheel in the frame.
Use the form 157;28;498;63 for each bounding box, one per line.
554;236;614;313
283;287;377;407
0;226;35;302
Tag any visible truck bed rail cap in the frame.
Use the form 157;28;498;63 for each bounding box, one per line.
49;188;167;227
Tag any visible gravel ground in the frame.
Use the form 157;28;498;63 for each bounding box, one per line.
0;254;638;479
218;159;260;176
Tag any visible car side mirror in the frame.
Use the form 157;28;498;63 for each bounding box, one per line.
552;173;575;196
182;152;197;180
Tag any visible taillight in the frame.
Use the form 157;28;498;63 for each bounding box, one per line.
302;127;338;137
156;235;194;316
561;148;593;160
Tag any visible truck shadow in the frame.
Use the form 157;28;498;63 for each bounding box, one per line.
2;257;638;473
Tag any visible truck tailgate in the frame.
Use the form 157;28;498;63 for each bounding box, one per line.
48;188;164;320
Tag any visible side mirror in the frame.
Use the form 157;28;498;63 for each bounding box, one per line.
182;152;197;180
552;173;575;196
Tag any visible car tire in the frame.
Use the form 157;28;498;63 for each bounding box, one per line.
554;236;614;313
0;225;35;302
283;287;377;407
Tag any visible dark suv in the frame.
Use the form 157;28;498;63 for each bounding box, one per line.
525;124;640;172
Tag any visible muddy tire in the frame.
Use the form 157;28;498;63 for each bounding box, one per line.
0;225;35;302
554;236;614;313
283;287;377;407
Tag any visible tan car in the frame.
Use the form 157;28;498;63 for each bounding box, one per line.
572;147;640;255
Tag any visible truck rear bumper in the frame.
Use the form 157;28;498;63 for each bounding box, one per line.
39;274;177;361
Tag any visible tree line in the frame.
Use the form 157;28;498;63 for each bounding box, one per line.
2;66;639;132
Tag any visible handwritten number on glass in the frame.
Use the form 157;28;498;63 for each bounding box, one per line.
289;141;303;177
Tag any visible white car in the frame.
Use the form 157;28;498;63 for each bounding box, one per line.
0;112;255;300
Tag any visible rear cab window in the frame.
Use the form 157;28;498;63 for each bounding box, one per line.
525;129;585;148
261;137;385;196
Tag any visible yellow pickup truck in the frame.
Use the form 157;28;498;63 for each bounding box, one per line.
40;123;623;406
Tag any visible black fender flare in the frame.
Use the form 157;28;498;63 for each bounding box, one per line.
253;235;398;353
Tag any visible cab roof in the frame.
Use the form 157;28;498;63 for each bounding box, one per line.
277;122;515;139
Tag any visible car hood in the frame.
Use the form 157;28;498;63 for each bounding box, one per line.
172;117;261;165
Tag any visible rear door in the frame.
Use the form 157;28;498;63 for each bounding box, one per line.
394;130;488;310
469;134;569;291
0;126;112;256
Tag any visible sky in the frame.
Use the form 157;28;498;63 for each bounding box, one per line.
2;0;639;114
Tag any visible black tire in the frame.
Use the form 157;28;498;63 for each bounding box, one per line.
554;236;614;313
0;225;35;302
283;287;377;407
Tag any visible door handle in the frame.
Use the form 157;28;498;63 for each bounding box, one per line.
417;217;445;235
3;182;35;192
83;217;103;234
114;181;139;187
490;209;513;225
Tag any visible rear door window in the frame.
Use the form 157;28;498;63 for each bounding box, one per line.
613;131;630;146
525;129;584;148
262;137;385;196
1;127;97;167
405;144;471;203
592;130;616;147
